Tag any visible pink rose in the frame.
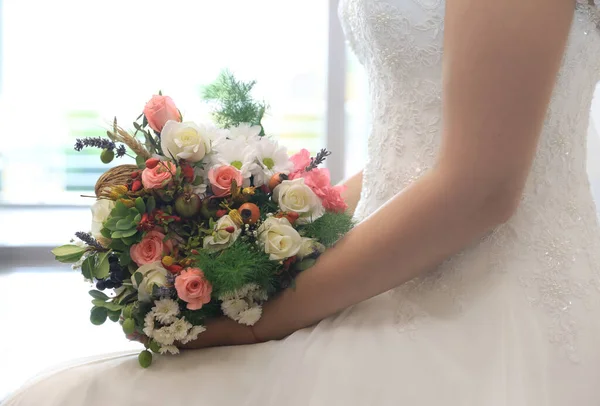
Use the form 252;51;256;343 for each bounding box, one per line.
141;161;176;189
290;149;311;173
143;95;181;133
208;165;243;198
130;231;173;265
175;268;212;310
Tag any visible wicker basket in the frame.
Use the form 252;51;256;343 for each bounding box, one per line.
95;164;138;198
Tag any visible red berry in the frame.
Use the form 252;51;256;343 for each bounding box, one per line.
190;249;199;255
130;171;140;179
216;209;227;218
181;164;195;182
145;158;160;169
165;264;183;274
131;180;142;192
225;226;235;233
285;211;300;224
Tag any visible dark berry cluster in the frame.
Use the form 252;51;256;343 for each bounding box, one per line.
96;255;126;290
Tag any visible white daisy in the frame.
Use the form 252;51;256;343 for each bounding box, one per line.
168;317;192;341
221;298;249;320
212;138;259;185
180;325;207;344
252;138;293;186
152;326;175;346
237;306;263;326
158;345;180;355
143;311;156;337
228;123;262;144
151;299;180;325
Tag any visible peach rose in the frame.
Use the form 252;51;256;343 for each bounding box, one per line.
208;165;243;198
141;161;176;189
174;268;212;310
130;231;173;265
143;95;181;133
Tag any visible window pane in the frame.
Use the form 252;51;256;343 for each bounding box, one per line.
0;0;328;205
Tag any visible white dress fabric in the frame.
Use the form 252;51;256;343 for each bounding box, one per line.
7;1;600;404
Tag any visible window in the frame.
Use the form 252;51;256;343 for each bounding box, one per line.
0;1;339;206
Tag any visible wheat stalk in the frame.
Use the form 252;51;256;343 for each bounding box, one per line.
107;117;151;160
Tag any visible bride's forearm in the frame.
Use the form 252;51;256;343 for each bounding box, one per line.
254;167;515;340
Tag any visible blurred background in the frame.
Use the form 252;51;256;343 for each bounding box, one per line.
2;0;600;401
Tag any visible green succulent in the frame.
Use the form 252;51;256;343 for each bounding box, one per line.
101;199;144;243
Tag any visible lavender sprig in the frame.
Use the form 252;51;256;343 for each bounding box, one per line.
305;148;332;172
75;231;107;251
74;137;115;152
74;137;127;158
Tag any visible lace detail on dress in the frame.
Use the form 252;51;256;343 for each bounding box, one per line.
340;0;600;361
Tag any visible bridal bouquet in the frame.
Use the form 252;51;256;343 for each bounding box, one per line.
52;72;353;367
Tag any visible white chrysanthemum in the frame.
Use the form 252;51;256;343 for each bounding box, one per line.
180;325;207;344
169;317;192;341
152;326;175;346
191;167;208;198
143;311;156;337
151;299;180;324
237;306;262;326
251;138;293;187
221;298;249;320
228;123;262;144
212;138;258;185
158;345;180;355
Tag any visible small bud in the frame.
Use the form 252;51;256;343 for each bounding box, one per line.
162;256;174;267
130;171;140;179
100;149;115;164
131;180;143;192
145;158;160;169
190;249;199;255
166;264;183;274
225;226;235;233
138;350;152;368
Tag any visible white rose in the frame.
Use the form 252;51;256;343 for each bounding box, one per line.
203;215;241;252
132;261;169;302
160;121;212;163
273;178;324;224
257;217;303;260
297;237;326;260
91;199;115;243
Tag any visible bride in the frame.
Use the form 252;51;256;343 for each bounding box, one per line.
7;0;600;404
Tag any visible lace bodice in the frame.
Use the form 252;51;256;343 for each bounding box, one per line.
340;0;600;361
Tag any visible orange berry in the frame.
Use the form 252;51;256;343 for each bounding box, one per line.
239;203;260;225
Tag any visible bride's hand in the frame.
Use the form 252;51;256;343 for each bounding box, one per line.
178;316;258;350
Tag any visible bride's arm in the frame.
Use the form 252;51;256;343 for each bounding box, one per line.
339;170;363;216
184;0;575;347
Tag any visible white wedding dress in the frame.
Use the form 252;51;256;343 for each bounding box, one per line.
7;1;600;404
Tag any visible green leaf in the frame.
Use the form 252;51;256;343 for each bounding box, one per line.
295;258;316;271
119;250;132;267
135;197;146;214
104;217;119;231
119;291;138;305
122;235;139;245
108;238;128;252
100;227;112;239
116;218;133;231
81;257;94;279
133;272;143;287
90;306;108;325
108;309;122;322
94;252;111;279
133;213;142;224
114;228;138;239
92;299;123;311
52;245;87;263
89;290;109;301
136;154;147;169
114;201;129;217
146;196;156;213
